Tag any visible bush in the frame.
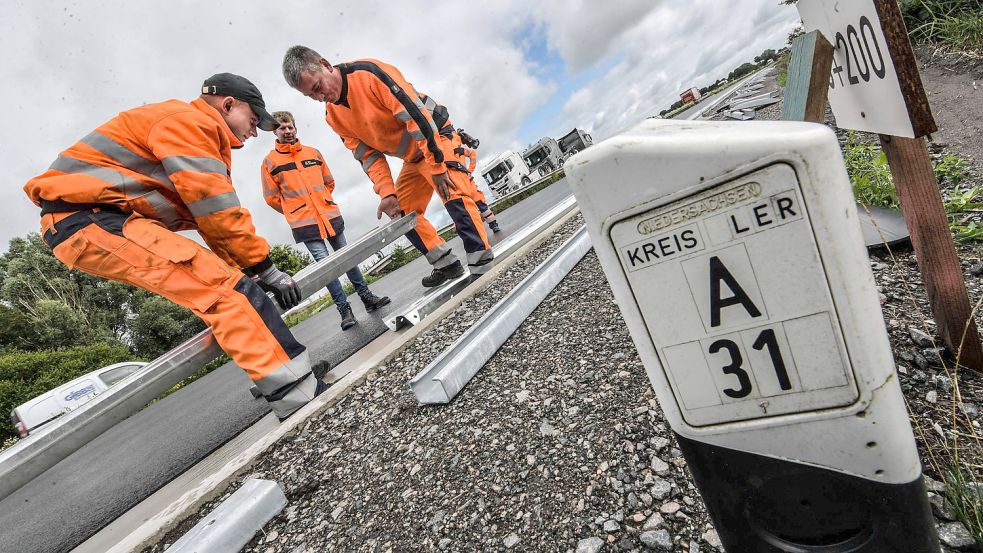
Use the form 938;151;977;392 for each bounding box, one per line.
0;342;136;439
130;297;207;359
269;244;313;276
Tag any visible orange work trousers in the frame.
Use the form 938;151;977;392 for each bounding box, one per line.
41;210;316;419
395;137;494;275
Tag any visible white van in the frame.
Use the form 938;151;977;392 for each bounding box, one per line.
481;150;532;198
10;361;148;437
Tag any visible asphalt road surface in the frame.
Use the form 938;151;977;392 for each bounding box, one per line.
0;179;572;553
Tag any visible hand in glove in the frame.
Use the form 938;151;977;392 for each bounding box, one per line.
256;266;301;309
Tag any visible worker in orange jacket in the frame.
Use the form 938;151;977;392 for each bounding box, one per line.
261;111;390;330
281;46;494;288
409;101;501;235
453;127;500;234
24;73;327;420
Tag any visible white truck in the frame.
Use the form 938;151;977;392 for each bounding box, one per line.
481;150;532;198
557;128;593;158
521;137;565;178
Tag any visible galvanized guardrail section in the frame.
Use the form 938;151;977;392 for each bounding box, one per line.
410;225;592;403
0;214;417;502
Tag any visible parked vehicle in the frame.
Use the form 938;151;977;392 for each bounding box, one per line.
10;361;149;437
557;128;593;158
481;150;532;198
522;137;564;178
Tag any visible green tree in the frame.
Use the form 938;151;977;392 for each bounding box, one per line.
754;49;778;63
0;233;148;350
130;297;206;359
268;244;313;276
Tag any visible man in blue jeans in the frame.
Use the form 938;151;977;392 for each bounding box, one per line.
261;111;390;330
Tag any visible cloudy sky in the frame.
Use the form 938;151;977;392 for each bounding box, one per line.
0;1;800;253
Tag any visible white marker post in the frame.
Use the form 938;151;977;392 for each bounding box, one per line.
568;119;938;552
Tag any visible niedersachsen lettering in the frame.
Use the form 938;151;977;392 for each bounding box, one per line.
637;181;762;235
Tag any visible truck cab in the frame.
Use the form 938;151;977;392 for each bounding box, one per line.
481;150;531;198
522;137;564;178
557;128;593;159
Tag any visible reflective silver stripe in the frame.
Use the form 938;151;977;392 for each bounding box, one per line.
409;129;425;141
393;131;415;158
289;217;318;228
394;110;412;122
412;97;439;133
281;188;312;199
423;96;437;112
266;374;318;419
311;184;327;193
140;190;183;229
161;155;228;177
425;243;457;269
467;249;494;274
49;155;148;197
353;142;370;161
253;350;312;395
361;152;383;172
188;191;240;218
79;131;176;191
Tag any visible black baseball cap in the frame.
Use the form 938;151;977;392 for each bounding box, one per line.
201;73;277;131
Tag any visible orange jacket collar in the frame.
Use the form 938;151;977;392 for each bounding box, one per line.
191;97;244;149
275;140;303;154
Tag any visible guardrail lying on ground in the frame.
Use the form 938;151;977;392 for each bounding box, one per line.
0;214;417;503
410;225;592;403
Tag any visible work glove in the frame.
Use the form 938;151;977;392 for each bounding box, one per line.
256;266;302;309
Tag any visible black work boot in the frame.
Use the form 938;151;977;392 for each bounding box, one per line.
421;260;465;288
361;291;391;312
489;220;502;233
338;303;357;330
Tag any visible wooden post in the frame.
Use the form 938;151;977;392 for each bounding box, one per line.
781;31;834;123
880;135;983;368
782;26;983;370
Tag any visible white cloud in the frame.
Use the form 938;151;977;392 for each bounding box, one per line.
557;0;800;140
0;0;801;255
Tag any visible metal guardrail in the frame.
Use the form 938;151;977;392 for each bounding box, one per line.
167;479;286;553
0;214;417;503
385;195;578;331
410;226;592;403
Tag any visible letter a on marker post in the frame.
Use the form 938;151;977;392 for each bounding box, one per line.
709;256;762;328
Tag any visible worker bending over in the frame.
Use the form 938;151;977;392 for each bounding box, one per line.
24;73;326;420
282;46;494;287
261;111;390;330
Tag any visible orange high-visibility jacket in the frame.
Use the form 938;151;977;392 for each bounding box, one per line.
325;59;462;199
24;97;270;271
261;141;341;242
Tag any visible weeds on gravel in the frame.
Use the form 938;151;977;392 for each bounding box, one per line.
843;132;898;209
845;136;983;241
864;204;983;547
903;0;983;53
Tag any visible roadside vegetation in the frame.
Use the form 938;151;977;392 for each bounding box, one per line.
843;132;982;242
0;238;316;443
